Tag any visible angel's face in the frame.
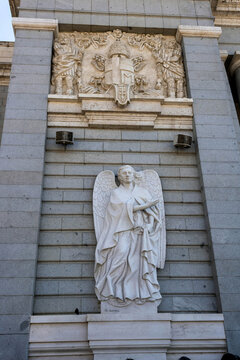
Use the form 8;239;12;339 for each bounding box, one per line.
118;166;134;184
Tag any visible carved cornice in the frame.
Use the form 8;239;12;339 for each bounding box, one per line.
216;0;240;12
215;15;240;27
47;94;193;130
176;25;222;42
12;17;58;36
229;51;240;76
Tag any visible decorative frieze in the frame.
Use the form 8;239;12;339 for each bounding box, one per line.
216;0;240;11
215;16;240;26
221;0;240;2
51;30;187;107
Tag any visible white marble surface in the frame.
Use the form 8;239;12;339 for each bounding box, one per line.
93;166;166;310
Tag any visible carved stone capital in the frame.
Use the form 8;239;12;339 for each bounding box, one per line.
176;25;222;42
229;51;240;76
12;17;58;36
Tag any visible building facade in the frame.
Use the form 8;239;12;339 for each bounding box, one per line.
0;1;240;359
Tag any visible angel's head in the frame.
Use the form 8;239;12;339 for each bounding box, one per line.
117;165;143;185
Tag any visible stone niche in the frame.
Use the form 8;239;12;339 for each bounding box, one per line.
49;29;193;129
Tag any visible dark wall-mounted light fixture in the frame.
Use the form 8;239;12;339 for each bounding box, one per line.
56;131;74;146
174;134;192;149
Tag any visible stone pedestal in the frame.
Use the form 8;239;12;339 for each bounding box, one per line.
28;314;227;360
87;313;171;360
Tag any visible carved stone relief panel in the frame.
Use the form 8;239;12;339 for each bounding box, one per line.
51;30;187;107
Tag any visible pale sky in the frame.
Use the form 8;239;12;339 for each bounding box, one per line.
0;0;15;41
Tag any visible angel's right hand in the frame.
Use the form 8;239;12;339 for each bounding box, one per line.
147;199;159;208
133;199;158;212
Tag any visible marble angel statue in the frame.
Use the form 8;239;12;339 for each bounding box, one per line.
93;165;166;308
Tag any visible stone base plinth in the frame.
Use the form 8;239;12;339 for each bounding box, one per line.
88;313;171;360
101;300;160;314
28;314;227;360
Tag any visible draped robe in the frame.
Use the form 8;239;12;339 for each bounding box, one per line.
94;184;162;304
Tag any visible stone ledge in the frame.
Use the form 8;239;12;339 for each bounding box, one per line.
176;25;222;42
28;313;227;360
47;94;193;130
215;15;240;27
12;17;58;36
216;1;240;12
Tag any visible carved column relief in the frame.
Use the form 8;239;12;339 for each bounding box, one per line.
51;30;187;107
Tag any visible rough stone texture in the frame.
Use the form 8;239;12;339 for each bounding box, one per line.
34;127;217;315
0;29;54;360
182;35;240;354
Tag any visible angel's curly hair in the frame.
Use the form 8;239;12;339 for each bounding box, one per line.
117;165;144;184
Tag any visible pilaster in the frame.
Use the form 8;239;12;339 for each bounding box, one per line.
178;24;240;354
0;18;57;360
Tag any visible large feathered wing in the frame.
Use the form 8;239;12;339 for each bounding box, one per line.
93;170;117;242
138;169;166;269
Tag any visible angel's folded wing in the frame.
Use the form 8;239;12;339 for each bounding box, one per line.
93;170;117;241
139;169;166;269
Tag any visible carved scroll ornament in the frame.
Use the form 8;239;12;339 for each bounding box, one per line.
51;29;187;106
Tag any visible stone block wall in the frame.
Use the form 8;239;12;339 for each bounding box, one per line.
182;34;240;354
0;27;54;360
34;126;217;314
18;0;214;31
2;0;239;356
219;27;240;55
